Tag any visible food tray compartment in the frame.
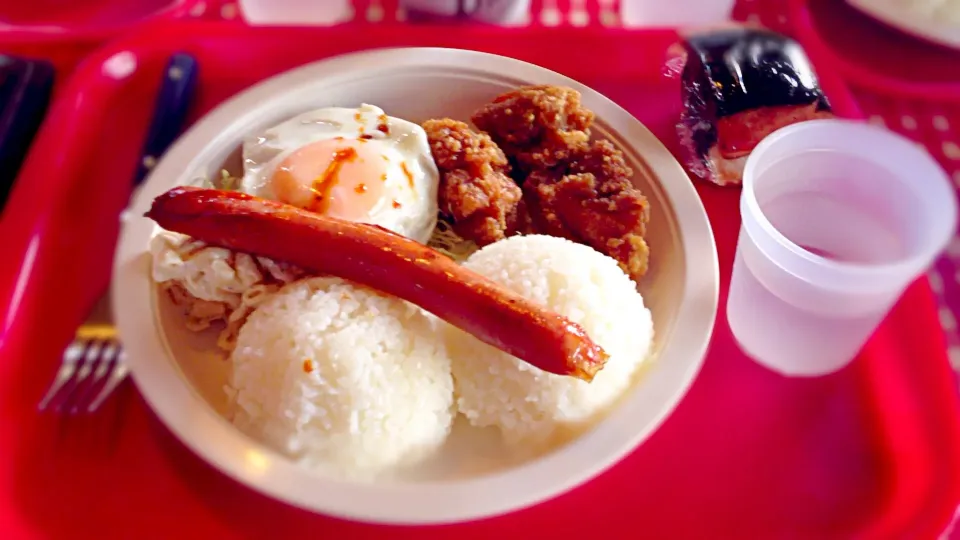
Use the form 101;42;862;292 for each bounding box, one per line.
1;21;958;539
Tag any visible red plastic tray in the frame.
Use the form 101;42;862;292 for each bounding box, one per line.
0;0;234;37
1;21;959;539
0;0;231;104
1;0;178;34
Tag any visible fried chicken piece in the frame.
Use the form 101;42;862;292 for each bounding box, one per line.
524;140;651;281
471;85;595;173
422;118;528;246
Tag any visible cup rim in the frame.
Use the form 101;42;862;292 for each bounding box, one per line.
740;118;957;293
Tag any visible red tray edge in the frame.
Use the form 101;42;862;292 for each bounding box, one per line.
1;21;959;536
0;0;211;42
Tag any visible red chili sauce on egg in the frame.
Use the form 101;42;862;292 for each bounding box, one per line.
309;146;359;213
400;162;415;189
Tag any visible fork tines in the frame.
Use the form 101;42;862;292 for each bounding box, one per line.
38;327;129;414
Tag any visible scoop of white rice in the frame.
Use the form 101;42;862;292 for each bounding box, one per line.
226;277;454;478
447;235;654;449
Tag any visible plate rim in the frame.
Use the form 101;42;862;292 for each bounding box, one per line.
113;46;719;525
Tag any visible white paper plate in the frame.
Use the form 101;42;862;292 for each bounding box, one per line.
113;47;719;525
847;0;960;50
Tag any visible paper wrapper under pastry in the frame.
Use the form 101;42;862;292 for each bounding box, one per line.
675;27;834;187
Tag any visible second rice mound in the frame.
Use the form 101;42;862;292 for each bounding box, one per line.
447;235;654;449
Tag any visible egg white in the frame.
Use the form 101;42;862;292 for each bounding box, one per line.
239;104;439;244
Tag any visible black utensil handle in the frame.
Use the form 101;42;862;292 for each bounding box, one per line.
133;53;199;187
0;56;55;213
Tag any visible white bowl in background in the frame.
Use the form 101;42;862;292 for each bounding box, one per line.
113;47;719;525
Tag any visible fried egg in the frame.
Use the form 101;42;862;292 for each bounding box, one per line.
239;104;439;243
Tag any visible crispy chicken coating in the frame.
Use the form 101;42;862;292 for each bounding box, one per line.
426;85;651;282
523;140;651;281
471;85;595;172
422;118;527;246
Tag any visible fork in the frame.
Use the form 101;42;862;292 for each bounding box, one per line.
38;288;129;414
37;52;198;414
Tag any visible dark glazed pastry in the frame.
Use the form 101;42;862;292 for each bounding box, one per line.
677;28;833;186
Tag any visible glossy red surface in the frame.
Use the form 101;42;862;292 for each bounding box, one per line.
2;0;175;30
0;0;230;36
0;21;958;539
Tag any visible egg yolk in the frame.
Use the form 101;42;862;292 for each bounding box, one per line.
270;138;389;220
